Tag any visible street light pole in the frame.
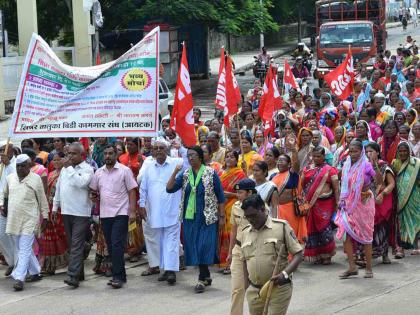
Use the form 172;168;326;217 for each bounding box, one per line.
260;0;264;49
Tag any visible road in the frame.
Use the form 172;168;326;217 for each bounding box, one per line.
0;25;420;315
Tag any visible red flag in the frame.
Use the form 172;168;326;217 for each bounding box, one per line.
324;47;354;100
170;44;196;147
258;65;283;136
284;60;299;91
215;49;241;126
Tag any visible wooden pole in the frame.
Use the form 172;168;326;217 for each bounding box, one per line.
262;243;285;315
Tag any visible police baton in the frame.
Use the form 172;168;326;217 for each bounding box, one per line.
262;243;285;315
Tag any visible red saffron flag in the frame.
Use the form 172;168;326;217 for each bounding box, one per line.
324;47;354;100
215;48;241;126
284;60;299;91
258;65;282;136
170;44;196;147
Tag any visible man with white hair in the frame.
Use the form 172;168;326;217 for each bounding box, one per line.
0;154;48;291
53;142;94;288
139;137;183;285
0;143;17;276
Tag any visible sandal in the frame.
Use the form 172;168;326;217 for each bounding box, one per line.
411;249;420;255
394;250;405;259
321;258;332;265
141;267;160;276
194;281;206;293
382;255;391;264
339;270;358;279
364;270;374;278
222;268;231;275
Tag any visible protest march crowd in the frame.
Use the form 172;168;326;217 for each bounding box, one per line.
0;32;420;315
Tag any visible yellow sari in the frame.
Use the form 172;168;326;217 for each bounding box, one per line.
237;151;263;175
219;167;246;267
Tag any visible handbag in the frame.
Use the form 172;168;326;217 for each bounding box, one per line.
292;189;310;217
293;170;330;217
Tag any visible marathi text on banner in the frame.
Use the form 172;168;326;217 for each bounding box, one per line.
9;27;160;138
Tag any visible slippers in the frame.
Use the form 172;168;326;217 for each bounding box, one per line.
364;270;374;278
141;267;160;276
339;270;358;279
411;249;420;255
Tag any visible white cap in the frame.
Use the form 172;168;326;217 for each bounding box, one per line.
151;137;170;148
16;154;30;164
374;92;386;99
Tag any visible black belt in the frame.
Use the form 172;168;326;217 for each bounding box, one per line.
249;278;291;289
249;279;263;289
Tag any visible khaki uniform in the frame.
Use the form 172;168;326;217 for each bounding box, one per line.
239;217;303;315
230;201;250;315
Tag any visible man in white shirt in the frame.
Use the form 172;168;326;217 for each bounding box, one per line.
139;138;182;285
53;143;94;288
1;154;48;291
0;143;17;276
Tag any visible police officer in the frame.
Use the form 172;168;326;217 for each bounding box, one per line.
228;179;257;315
239;194;303;315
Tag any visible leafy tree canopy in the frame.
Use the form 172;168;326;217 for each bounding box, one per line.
133;0;279;35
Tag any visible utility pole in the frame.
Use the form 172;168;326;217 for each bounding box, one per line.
260;0;264;49
297;0;302;43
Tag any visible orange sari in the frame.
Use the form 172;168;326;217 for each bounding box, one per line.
272;170;307;243
219;167;246;266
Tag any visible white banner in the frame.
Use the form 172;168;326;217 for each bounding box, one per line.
9;27;160;138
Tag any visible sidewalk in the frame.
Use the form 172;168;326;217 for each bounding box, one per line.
208;37;311;76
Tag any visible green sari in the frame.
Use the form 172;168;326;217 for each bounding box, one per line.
392;157;420;245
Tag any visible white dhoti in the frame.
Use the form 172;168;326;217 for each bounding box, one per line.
11;234;40;281
142;220;161;268
159;223;180;272
0;215;16;266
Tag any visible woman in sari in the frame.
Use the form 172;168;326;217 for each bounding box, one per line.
201;144;223;176
409;122;420;158
255;129;272;157
379;120;402;164
331;125;346;154
356;142;396;264
302;147;340;264
297;127;314;171
392;142;420;256
252;161;279;217
219;150;246;272
333;131;355;171
264;146;281;179
355;120;372;147
237;133;263;175
40;152;68;274
308;119;333;148
335;139;383;279
272;137;307;243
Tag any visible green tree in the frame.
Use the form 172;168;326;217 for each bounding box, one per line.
135;0;278;35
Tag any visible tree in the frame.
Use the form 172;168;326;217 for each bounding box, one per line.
0;0;72;45
135;0;278;36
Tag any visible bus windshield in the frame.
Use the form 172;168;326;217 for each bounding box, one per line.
320;23;373;48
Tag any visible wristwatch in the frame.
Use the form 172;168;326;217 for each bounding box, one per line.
281;270;289;280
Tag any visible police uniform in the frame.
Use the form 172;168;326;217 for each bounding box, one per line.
239;216;303;315
230;200;250;315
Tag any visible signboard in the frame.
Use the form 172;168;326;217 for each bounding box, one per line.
9;27;160;138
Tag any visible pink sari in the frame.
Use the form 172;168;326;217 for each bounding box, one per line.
335;153;376;244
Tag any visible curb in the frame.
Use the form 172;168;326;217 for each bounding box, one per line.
386;20;414;29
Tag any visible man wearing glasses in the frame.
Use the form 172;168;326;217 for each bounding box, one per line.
139;137;183;285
